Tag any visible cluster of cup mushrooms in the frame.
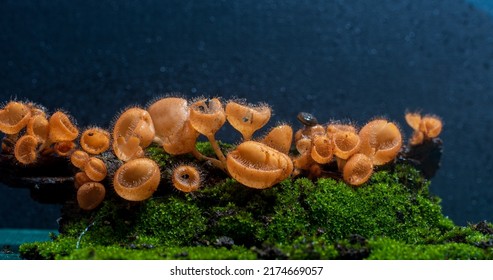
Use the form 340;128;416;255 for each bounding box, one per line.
0;98;442;211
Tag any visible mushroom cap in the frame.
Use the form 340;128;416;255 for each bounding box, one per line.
113;107;155;148
359;119;402;165
225;101;271;140
74;171;91;190
295;137;312;154
48;111;79;142
189;98;226;136
26;114;49;143
226;141;293;189
172;165;202;192
0;101;32;134
83;157;107;182
161;120;199;155
147;97;189;144
420;115;442;138
409;131;425;146
332;130;361;160
112;135;144;162
405;112;422;131
113;158;161;201
327;123;357;135
80;127;110;155
311;135;334;164
343;153;374;186
295;124;325;142
77;182;106;210
71;150;90;169
261;124;293;154
14;134;38;164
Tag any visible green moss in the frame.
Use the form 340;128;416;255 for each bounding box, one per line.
304;170;451;243
368;237;492;260
206;203;265;246
18;159;493;260
279;235;338;259
135;196;207;247
145;145;171;167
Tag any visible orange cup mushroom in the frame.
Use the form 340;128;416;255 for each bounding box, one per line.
359;119;402;166
0;101;32;135
147;97;199;155
342;153;374;186
80;127;110;155
147;97;189;144
189;98;226;137
189;98;227;163
113;158;161;201
172;164;202;192
261;124;293;154
113;135;144;162
74;171;91;190
406;112;443;145
112;107;155;161
332;130;361;160
26;114;49;144
226;141;293;189
310;135;334;164
14;135;39;164
70;150;90;169
163;121;200;155
225;101;271;140
83;157;107;182
327;123;357;135
420;116;442;138
48;111;79;143
405;112;422;131
77;182;106;210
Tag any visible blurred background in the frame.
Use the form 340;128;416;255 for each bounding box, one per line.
1;0;492;229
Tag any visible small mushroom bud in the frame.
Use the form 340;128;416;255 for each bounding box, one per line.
83;157;107;182
74;171;91;190
113;158;161;201
77;182;106;210
225;101;271;140
0;101;32;134
71;150;90;169
14;135;38;164
172;164;202;192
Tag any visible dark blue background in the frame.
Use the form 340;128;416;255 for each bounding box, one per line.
1;0;493;228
